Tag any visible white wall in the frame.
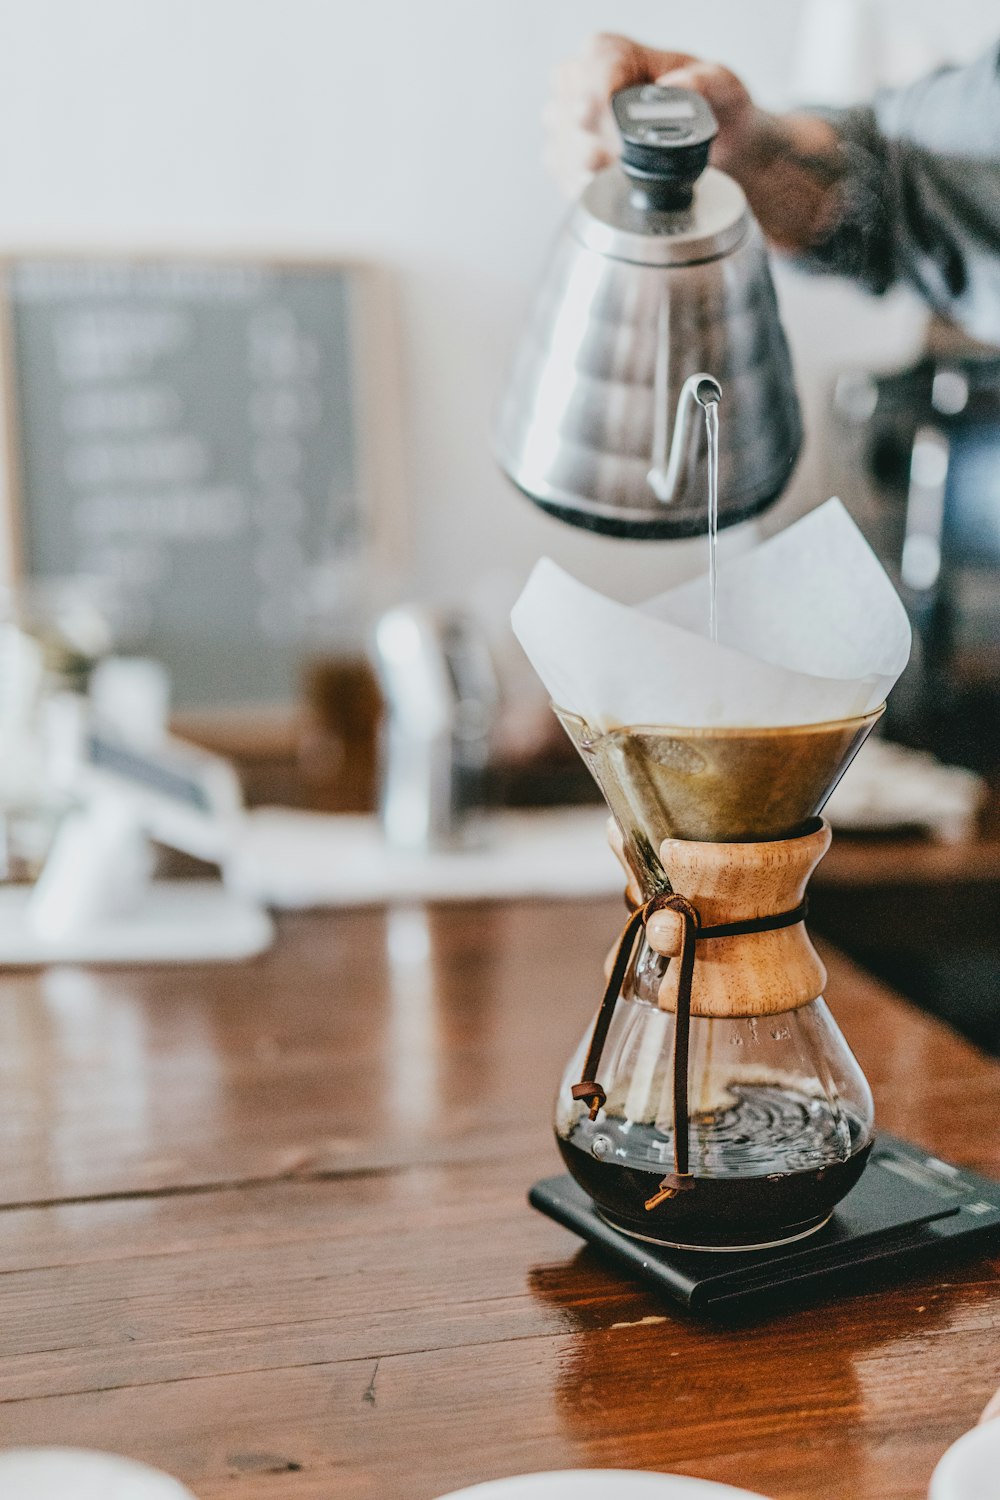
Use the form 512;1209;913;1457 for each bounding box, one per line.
2;0;999;616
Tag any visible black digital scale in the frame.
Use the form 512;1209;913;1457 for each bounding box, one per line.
530;1134;1000;1317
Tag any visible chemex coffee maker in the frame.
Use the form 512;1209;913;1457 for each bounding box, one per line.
552;711;878;1252
497;86;1000;1305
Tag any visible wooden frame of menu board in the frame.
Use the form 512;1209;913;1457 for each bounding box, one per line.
0;251;405;753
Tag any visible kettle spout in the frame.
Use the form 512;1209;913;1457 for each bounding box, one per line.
647;373;721;504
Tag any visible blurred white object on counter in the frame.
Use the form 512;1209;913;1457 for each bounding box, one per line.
0;701;272;965
436;1473;769;1500
930;1414;1000;1499
374;604;498;852
0;623;47;808
0;1448;195;1499
824;738;985;842
229;807;620;909
89;656;171;745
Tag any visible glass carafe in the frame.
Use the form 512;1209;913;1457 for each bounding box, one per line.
553;710;881;1252
557;994;873;1250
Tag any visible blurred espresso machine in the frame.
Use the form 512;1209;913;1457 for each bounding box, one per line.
832;329;1000;768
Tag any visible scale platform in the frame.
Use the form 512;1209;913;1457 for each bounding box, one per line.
530;1134;1000;1317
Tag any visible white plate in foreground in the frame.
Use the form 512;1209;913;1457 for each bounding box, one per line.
436;1473;770;1500
930;1419;1000;1499
0;1449;196;1499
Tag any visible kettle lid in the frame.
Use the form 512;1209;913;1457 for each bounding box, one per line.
613;84;717;203
571;85;750;267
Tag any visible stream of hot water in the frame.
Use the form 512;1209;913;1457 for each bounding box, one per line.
695;378;722;642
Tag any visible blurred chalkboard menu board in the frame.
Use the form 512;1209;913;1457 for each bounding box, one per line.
1;257;390;722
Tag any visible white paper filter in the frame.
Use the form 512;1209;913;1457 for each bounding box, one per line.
511;499;910;730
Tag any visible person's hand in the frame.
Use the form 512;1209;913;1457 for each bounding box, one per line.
542;32;759;199
542;32;845;252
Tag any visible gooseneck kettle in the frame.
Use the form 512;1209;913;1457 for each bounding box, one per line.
495;85;802;538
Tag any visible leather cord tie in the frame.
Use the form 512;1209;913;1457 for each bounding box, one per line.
571;895;809;1212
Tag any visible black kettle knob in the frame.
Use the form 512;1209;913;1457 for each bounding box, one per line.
612;85;718;210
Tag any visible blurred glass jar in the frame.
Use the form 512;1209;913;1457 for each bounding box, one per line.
0;578;115;880
297;556;383;813
14;577;114;694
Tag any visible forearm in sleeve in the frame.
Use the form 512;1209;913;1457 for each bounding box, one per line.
796;43;1000;342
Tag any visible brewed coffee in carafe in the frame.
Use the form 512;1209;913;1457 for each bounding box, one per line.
552;712;880;1251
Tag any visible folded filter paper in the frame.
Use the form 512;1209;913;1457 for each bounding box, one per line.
512;499;911;731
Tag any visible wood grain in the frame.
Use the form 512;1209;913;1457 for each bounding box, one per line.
0;898;995;1499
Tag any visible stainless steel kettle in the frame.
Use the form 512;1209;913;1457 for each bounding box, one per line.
495;85;802;538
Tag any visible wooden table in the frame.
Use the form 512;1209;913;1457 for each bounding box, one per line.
0;898;996;1499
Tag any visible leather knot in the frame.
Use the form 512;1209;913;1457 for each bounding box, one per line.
571;1080;606;1121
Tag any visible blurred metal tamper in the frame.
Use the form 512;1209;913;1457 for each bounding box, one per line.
373;606;499;852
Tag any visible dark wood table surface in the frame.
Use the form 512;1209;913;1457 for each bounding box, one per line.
0;898;997;1499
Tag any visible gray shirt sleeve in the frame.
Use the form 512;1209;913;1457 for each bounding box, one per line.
799;43;1000;341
